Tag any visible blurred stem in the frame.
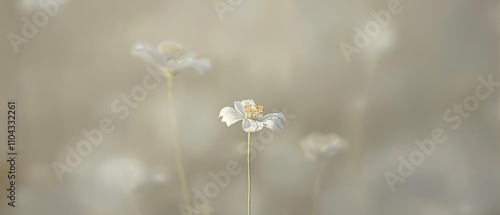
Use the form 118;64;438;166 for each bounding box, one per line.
351;55;380;214
362;55;380;97
311;173;322;215
247;132;252;215
166;73;192;206
349;56;379;214
128;191;141;215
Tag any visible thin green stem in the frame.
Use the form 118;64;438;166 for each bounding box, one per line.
166;74;192;206
247;132;252;215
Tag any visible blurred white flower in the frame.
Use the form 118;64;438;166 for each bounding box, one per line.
219;99;286;133
132;41;211;76
301;133;347;161
100;157;145;192
140;168;170;185
199;205;215;215
135;168;172;193
150;171;167;183
18;0;42;13
364;26;396;58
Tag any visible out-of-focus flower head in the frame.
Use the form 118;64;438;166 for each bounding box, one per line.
100;157;145;192
18;0;42;13
366;26;396;57
300;132;347;161
219;99;286;133
135;168;172;193
132;41;211;76
199;205;214;215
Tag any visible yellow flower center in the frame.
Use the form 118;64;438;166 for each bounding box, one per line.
312;138;328;147
160;42;183;57
307;134;330;148
243;104;264;120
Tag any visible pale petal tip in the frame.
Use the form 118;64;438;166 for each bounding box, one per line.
219;107;244;127
193;58;212;74
131;42;166;66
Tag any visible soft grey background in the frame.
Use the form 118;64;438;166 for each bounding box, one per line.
0;0;499;214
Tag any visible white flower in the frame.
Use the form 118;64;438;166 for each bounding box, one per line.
301;133;347;161
364;26;396;57
100;157;145;192
132;41;211;75
219;99;286;133
199;205;215;215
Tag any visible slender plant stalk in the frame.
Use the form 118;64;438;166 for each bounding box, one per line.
247;132;252;215
166;73;192;206
129;191;142;215
350;56;380;214
311;173;322;215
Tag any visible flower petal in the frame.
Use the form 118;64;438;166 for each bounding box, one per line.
183;58;211;74
167;50;211;74
132;42;166;66
233;102;243;115
258;112;286;122
300;133;347;161
233;100;256;116
258;112;286;132
177;51;197;62
219;107;244;127
261;117;284;132
242;119;264;133
240;99;256;107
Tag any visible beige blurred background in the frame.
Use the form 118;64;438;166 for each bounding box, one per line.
1;0;499;214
